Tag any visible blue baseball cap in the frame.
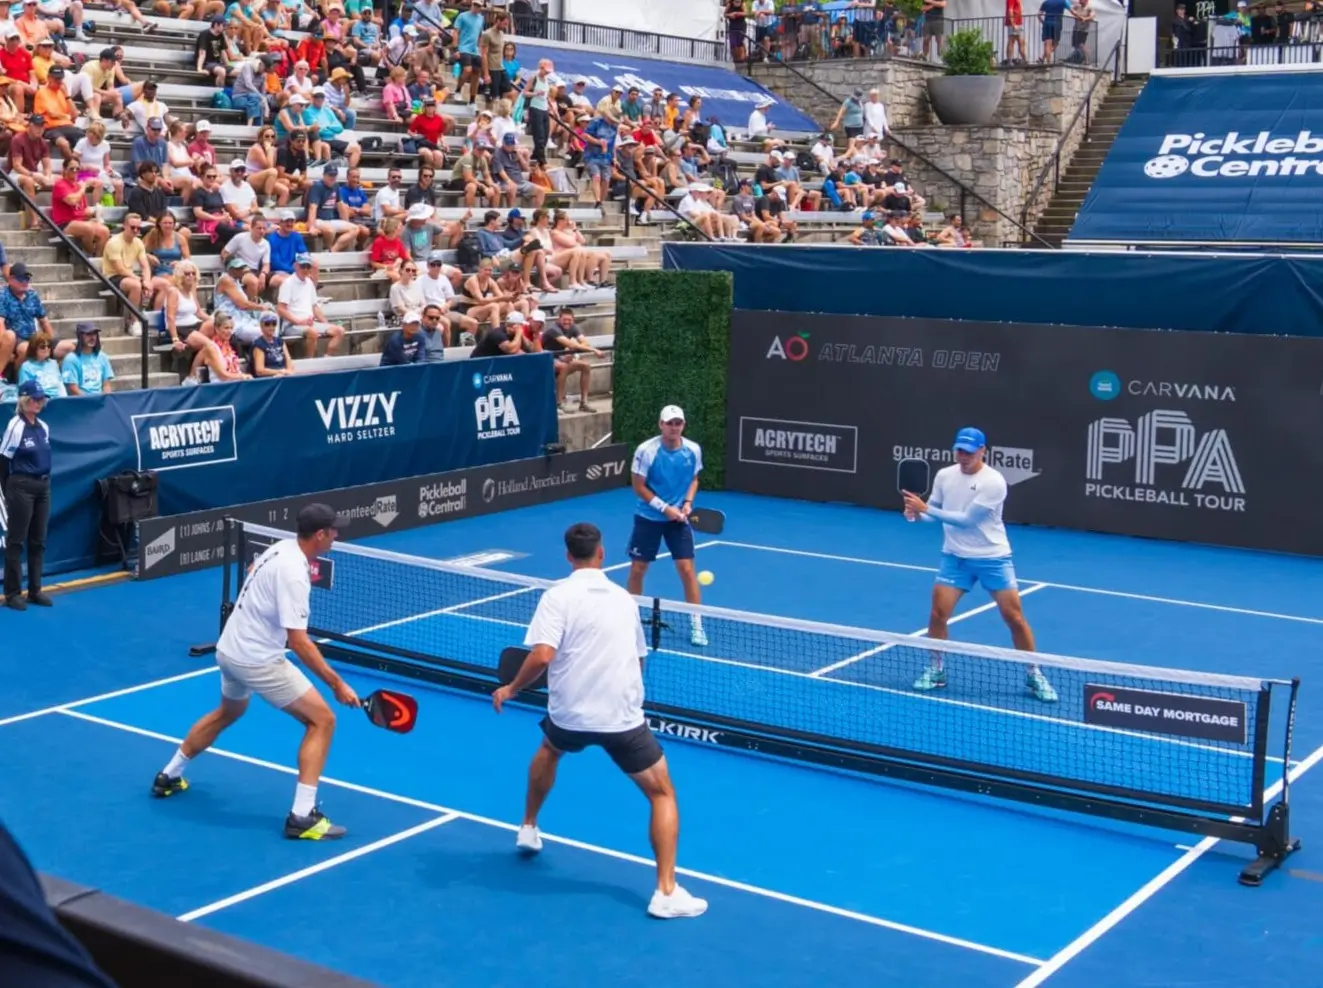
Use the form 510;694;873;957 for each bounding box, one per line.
17;379;46;400
294;252;314;266
953;427;986;452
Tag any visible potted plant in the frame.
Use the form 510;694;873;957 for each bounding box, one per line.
926;28;1004;126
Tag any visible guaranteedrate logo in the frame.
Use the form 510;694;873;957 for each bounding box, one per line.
1089;370;1121;400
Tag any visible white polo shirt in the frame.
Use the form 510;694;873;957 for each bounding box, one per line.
217;539;311;667
929;463;1011;559
277;273;319;322
524;567;648;733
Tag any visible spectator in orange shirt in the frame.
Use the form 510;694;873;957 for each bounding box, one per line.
15;0;52;48
33;67;82;158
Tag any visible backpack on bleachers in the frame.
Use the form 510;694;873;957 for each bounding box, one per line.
456;233;483;272
795;149;816;173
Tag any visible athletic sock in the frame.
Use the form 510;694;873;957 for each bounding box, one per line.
162;748;191;779
292;782;317;817
691;613;705;634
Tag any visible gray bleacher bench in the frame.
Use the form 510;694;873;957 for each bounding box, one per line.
96;205;606;226
294;333;616;373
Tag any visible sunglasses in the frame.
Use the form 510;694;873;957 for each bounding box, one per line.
664;419;684;426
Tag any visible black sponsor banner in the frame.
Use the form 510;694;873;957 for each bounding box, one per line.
1083;684;1248;744
136;445;631;579
241;532;336;590
727;309;1323;554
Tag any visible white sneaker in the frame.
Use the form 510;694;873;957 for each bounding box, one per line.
515;824;542;854
690;618;708;647
648;884;708;919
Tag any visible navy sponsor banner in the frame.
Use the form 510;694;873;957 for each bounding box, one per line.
241;531;335;590
4;357;558;576
1070;73;1323;245
1083;684;1248;744
725;309;1323;555
136;444;632;579
510;43;818;133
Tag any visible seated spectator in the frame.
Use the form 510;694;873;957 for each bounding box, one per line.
275;128;312;200
161;260;207;354
529;207;587;291
60;324;114;396
494;257;536;316
213;257;268;344
460;257;514;326
746;97;784;150
338;167;374;232
380;64;409;123
754;184;796;242
549;210;611;288
847;210;884;246
33;68;79;159
250;311;295;376
810;133;835;175
186;312;251;384
492;132;545;208
935;214;981;247
8;116;54;230
728;178;767;242
419;250;478;340
380;310;423;366
191;163;243;244
882;179;913;215
388;259;425;319
16;330;66;398
821;165;858;211
450;143;497;209
143;211;190;305
372;165;407;225
470;309;531;357
276;252;346;355
131;118;174;193
123;79;174;136
0;263;70;368
677;183;738;240
307;87;361;167
305;165;367;251
405;165;440;208
49;157;110;256
246;125;290;205
882;210;921;246
500;209;558;292
222;216;273;296
103;215;152;335
71;123;120;206
231;51;275;127
220;159;262;225
77;47;135;123
369;215;410;281
187;119;218;175
418;302;448;356
196;15;230;87
164;120;201;195
266;209;314;290
0;29;38;115
542;307;599;414
407;97;447;168
774;152;818;210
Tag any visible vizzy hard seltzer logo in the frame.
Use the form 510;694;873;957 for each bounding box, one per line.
314;391;401;445
1143;130;1323;180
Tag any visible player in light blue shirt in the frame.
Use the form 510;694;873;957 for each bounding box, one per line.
627;404;707;646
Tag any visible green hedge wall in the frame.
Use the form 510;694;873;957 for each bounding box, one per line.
612;270;733;490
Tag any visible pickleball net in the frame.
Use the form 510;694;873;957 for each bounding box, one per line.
218;521;1301;882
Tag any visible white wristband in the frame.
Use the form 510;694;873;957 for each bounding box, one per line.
650;496;667;513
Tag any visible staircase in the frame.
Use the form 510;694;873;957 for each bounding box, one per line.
1030;77;1147;248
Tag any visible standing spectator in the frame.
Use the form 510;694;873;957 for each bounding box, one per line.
520;58;554;165
1;378;53;610
17;331;65;398
725;0;748;61
250;311;294;377
453;0;486;108
542;307;599;413
0;263;69;367
580;111;615;208
61;324;114;396
863;88;889;138
379;310;423;365
479;9;511;104
276;252;345;355
1039;0;1069;62
922;0;946;58
830;88;866;140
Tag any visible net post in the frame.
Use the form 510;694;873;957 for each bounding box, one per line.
188;516;236;658
650;598;663;651
1248;687;1271;818
1239;679;1302;887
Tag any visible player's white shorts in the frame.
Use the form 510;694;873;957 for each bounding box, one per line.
217;652;313;709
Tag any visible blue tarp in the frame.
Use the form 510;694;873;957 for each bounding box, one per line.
0;358;557;575
507;43;821;132
661;242;1323;335
1070;72;1323;245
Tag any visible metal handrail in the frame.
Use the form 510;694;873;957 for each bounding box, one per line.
749;55;1053;248
0;169;151;389
1018;39;1122;243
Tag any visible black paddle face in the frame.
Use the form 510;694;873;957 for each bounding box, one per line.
688;507;725;535
897;459;931;497
499;646;548;692
363;689;418;734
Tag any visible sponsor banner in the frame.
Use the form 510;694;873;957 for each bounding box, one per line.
242;532;335;590
726;309;1323;554
2;357;557;576
1070;73;1323;244
136;444;632;579
1083;684;1248;744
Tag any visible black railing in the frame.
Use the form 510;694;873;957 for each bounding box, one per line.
946;15;1101;68
1019;38;1121;244
0;171;151;389
511;12;727;63
750;55;1051;248
1160;40;1323;69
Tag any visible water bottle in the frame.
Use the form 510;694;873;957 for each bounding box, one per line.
377;310;387;331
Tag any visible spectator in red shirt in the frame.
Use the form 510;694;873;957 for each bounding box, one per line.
295;25;327;81
369;216;410;282
49;157;109;255
0;30;36;113
8;116;54;230
185;119;217;177
408;98;447;168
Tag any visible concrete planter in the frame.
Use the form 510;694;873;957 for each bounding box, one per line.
926;75;1006;126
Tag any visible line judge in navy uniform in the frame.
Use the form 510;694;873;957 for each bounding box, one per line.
626;404;707;646
1;380;53;611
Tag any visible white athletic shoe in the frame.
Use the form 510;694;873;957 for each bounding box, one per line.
648;884;708;919
515;824;542;854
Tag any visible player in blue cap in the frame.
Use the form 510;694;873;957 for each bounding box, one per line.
901;426;1057;703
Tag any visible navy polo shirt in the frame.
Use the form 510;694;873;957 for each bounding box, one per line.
0;416;51;478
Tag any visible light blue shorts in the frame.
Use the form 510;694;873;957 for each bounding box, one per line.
936;553;1018;593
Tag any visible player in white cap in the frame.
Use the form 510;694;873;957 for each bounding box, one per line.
626;404;707;645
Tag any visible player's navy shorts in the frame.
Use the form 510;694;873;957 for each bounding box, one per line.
626;515;694;563
935;553;1018;593
540;717;664;774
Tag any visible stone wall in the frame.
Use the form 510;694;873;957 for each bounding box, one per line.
750;57;942;129
893;127;1059;247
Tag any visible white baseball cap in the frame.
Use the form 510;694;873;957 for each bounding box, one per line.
660;404;685;422
507;311;527;325
529;309;546;323
403;310;421;324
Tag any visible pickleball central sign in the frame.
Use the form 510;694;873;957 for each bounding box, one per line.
1083;684;1247;744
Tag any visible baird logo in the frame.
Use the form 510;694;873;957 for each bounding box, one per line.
143;526;176;571
647;717;722;744
315;391;400;445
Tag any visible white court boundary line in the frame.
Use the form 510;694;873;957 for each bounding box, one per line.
713;541;1323;628
809;584;1049;678
0;667;221;730
1014;740;1323;988
175;814;461;923
58;707;1044;967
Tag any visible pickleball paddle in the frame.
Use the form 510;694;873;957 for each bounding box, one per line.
362;688;418;733
897;459;931;498
498;646;548;692
687;507;725;534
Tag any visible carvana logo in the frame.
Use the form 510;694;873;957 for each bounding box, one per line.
1090;370;1121;401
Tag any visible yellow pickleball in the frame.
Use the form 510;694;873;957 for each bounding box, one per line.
697;570;715;586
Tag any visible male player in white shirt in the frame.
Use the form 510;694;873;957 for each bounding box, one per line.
493;522;707;920
902;427;1058;703
150;503;363;839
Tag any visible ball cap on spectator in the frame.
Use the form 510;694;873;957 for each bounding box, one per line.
507;207;523;220
36;37;53;46
403;310;421;325
427;249;448;263
296;502;350;537
229;158;247;170
295;252;315;266
75;322;100;336
953;427;987;453
17;380;46;401
660;404;685;423
148;117;164;130
9;261;31;281
259;311;279;324
28;114;43;125
502;132;518;145
530;309;546;323
196;119;212;131
278;209;297;221
507;311;527;324
210;13;224;23
861;210;876;222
